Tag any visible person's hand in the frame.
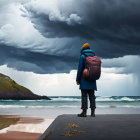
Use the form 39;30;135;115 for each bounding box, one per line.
76;81;80;85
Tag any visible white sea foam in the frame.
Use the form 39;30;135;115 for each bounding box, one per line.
52;97;80;101
96;97;115;101
0;105;80;108
0;119;54;134
0;105;26;108
0;96;140;109
0;96;140;102
0;127;9;134
8;118;54;133
120;97;136;101
51;96;140;102
96;97;140;102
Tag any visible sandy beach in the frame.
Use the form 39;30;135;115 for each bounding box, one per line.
0;115;54;140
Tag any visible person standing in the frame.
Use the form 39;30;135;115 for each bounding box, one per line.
76;43;97;117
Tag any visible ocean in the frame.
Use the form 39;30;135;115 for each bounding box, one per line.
0;96;140;108
0;96;140;118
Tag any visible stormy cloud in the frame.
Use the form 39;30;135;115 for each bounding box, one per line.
0;44;77;74
24;0;140;44
0;0;140;74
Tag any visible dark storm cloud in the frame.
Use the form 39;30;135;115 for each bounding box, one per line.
19;0;140;61
0;44;78;74
0;0;140;74
25;0;140;45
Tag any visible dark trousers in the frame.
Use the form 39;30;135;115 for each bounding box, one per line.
81;90;96;109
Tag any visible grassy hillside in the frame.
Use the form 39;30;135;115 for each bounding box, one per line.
0;73;31;93
0;73;50;100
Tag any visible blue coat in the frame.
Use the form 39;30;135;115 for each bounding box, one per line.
76;47;97;90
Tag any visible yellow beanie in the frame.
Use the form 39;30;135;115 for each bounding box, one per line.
81;43;90;50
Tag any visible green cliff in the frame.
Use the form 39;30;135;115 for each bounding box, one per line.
0;73;50;100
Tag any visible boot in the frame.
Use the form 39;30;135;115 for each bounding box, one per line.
91;108;95;117
77;109;87;117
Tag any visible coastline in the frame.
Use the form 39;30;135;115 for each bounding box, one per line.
0;115;54;140
0;106;140;118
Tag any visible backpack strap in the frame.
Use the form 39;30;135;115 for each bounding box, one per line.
81;52;95;57
81;53;87;57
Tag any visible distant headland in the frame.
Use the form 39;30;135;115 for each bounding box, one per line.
0;73;51;100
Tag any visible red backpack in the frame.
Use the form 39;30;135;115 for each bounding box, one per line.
82;53;101;81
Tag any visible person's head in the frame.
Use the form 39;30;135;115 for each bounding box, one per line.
81;43;90;50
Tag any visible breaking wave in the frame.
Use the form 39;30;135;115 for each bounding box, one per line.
0;96;140;108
